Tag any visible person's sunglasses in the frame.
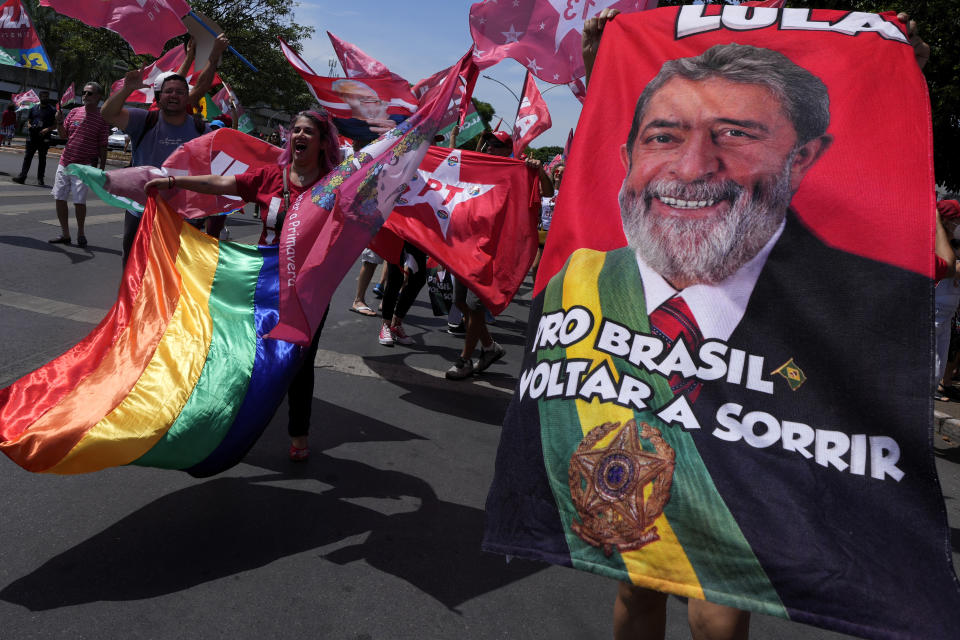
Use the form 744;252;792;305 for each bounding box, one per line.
81;91;98;96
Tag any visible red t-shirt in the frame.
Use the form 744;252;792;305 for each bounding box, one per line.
235;165;315;245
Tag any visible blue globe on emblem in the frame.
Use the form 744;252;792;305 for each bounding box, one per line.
596;453;635;500
436;210;448;219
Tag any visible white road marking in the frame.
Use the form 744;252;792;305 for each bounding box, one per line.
314;348;511;395
39;213;124;226
0;287;106;324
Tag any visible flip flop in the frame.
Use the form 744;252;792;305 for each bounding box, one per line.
350;304;377;317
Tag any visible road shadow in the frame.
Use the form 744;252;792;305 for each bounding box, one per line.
0;235;100;264
0;403;545;612
361;352;512;425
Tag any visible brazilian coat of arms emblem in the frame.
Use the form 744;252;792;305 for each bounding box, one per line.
568;419;676;556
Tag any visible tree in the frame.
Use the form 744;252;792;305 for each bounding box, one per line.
660;0;960;190
186;1;315;113
528;146;563;163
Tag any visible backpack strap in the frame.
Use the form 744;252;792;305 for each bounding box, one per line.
133;110;159;151
274;165;292;233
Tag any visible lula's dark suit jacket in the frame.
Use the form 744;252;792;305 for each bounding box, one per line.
484;212;958;636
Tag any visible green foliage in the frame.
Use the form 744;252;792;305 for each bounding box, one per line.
528;146;563;163
659;0;960;190
456;99;497;150
187;0;316;113
472;99;495;126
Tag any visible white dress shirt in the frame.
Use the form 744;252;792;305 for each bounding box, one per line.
634;220;786;342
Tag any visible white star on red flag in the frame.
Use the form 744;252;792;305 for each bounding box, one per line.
399;150;496;238
501;24;523;43
469;0;658;84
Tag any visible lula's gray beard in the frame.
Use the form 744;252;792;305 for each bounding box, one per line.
618;156;795;287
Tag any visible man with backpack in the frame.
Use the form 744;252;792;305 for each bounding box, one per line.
101;34;229;266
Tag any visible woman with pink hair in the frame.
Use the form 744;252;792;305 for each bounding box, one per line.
146;109;341;461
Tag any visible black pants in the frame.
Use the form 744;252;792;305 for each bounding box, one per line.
19;132;50;182
287;306;329;437
381;244;427;323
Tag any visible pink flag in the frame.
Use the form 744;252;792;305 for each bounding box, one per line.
327;31;406;82
562;126;573;159
743;0;787;6
59;82;75;107
39;0;189;57
12;89;38;109
267;49;477;345
512;71;552;157
469;0;658;84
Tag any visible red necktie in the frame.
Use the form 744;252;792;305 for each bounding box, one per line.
648;295;703;401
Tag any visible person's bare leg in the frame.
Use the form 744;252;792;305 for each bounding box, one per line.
461;307;490;359
74;202;86;238
353;260;376;308
613;583;667;640
54;199;70;238
688;599;750;640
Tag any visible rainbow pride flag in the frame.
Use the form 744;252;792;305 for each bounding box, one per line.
0;197;303;476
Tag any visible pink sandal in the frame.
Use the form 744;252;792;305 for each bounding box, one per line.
288;445;310;462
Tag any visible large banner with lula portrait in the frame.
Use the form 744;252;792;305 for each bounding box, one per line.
483;5;960;639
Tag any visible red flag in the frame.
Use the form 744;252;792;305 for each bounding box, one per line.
469;0;658;84
267;49;477;345
328;31;406;82
96;129;282;218
385;147;539;314
414;58;480;130
562;127;573;159
0;0;52;70
211;82;235;113
59;82;75;107
279;37;417;120
568;77;587;103
12;89;38;109
39;0;189;57
512;71;552;157
108;45;219;105
278;37;321;104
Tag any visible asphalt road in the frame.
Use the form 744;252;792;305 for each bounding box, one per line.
0;146;958;639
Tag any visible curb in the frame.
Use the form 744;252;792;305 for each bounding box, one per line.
934;410;960;440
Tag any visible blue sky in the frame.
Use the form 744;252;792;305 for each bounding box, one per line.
291;0;580;148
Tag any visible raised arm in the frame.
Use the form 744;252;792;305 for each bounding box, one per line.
582;8;619;87
101;67;146;130
145;174;239;196
189;34;230;108
176;37;196;78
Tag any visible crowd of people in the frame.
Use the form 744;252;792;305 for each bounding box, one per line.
2;8;955;639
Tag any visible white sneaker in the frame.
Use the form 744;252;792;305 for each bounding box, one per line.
475;342;505;372
446;357;474;380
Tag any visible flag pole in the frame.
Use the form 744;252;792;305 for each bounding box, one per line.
187;11;258;72
449;125;459;149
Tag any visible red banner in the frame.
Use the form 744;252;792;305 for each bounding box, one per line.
385;147;540;314
512;71;552;157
